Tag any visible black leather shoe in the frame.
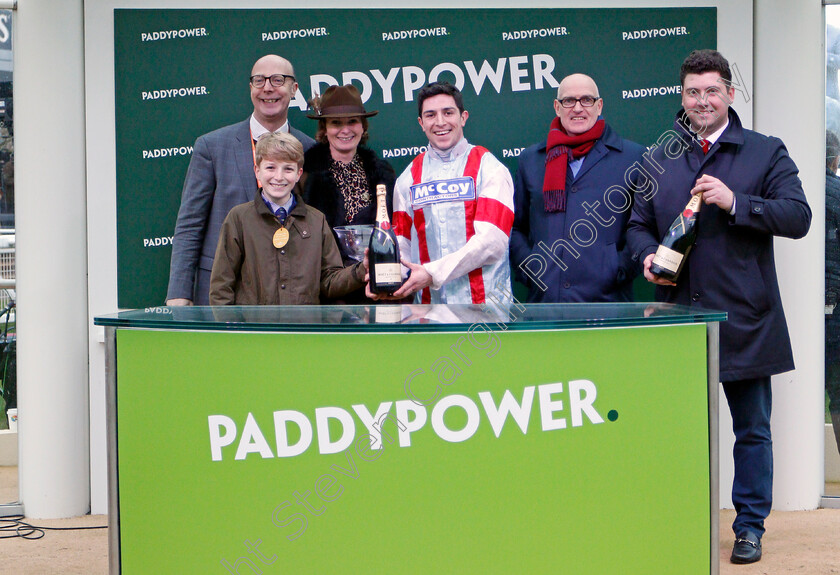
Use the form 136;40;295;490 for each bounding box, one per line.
730;531;762;564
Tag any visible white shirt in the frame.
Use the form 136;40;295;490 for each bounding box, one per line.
250;115;290;141
260;191;295;217
703;118;729;147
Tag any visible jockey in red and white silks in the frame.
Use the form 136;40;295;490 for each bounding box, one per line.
392;138;515;304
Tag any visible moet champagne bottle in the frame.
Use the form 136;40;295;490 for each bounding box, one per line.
368;184;403;294
649;192;702;282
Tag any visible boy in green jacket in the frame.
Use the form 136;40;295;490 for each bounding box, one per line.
209;133;365;304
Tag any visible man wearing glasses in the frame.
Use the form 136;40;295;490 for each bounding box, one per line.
167;54;315;306
628;50;811;564
510;73;644;303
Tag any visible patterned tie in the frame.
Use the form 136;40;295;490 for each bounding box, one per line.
275;207;287;226
701;139;711;154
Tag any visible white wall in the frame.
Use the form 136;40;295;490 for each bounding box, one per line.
14;0;90;518
754;0;825;511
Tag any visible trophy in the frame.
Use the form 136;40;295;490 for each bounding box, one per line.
333;225;374;263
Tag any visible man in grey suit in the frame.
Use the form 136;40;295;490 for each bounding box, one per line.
166;54;316;305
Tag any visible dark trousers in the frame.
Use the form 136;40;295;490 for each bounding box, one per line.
722;376;773;539
826;325;840;455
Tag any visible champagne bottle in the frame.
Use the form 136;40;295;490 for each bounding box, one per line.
649;192;702;282
368;184;403;294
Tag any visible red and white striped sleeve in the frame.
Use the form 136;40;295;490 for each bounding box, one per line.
392;167;415;267
423;152;514;288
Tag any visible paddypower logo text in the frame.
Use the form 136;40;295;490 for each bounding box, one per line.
208;381;608;462
142;146;193;159
382;27;449;41
294;52;561;110
261;27;328;41
142;86;208;101
621;26;689;41
141;27;208;42
622;85;681;99
382;146;427;159
502;26;568;41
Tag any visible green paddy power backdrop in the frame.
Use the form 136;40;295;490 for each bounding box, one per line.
115;8;715;307
115;323;710;573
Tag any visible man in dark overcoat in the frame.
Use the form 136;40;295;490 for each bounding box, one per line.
627;49;811;565
510;73;644;302
825;131;840;457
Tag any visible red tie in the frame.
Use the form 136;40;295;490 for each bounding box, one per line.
701;139;711;154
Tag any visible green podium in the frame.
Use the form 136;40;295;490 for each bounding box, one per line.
95;302;724;574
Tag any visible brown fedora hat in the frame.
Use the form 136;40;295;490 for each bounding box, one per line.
306;84;378;119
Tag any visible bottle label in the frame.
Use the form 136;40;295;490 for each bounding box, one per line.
375;305;403;324
688;192;702;211
376;193;390;224
652;245;683;274
374;263;402;284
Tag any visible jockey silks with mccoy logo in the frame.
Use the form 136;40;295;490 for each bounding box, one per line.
375;82;515;305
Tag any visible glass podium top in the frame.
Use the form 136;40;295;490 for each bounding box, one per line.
94;302;725;333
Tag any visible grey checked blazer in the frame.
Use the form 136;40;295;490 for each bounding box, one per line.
166;118;314;304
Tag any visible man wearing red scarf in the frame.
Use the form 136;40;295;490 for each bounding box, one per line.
510;74;645;303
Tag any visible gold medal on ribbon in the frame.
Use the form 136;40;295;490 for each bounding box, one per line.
273;227;289;249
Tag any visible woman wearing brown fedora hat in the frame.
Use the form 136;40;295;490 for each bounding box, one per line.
299;84;397;302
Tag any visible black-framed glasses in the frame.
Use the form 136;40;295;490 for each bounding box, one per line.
250;74;295;88
557;96;601;108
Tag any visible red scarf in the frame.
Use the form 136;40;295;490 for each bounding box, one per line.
543;118;605;212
